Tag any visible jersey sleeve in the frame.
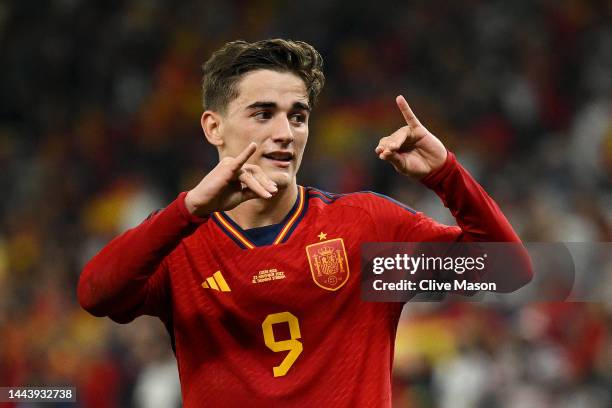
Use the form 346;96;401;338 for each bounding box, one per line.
362;151;532;290
77;192;208;323
367;151;521;243
417;150;521;243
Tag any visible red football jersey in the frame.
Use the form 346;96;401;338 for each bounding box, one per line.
78;152;529;407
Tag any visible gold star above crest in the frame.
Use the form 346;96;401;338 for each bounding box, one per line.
318;232;327;241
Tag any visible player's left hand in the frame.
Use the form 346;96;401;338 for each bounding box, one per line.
375;96;447;179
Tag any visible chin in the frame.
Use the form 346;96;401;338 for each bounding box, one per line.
273;176;293;189
259;159;298;190
267;171;293;189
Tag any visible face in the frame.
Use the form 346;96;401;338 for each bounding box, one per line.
205;69;310;189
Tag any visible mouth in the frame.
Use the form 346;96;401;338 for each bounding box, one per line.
262;151;294;168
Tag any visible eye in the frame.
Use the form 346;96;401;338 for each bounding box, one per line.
254;111;273;120
289;113;306;124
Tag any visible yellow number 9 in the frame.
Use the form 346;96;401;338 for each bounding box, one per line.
261;312;303;377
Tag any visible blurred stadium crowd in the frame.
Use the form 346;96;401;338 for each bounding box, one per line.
1;0;611;407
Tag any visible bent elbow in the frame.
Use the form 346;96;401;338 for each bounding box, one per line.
77;266;108;317
515;244;534;288
470;240;533;294
77;283;104;317
493;243;534;293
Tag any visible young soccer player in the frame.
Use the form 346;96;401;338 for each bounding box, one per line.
78;39;530;407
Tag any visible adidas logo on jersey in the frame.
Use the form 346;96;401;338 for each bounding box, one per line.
201;271;231;292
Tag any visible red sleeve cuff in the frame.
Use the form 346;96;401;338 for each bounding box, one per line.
175;191;209;224
420;150;458;189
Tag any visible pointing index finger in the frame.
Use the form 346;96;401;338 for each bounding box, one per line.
396;95;420;127
234;142;258;167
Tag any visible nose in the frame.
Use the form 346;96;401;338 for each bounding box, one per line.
271;116;294;145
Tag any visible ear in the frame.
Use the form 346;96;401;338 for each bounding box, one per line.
201;110;224;147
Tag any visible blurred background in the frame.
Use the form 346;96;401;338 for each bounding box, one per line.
1;0;611;407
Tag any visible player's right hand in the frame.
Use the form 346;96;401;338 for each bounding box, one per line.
184;142;278;217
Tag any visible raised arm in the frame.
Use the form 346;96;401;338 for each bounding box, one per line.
77;195;203;321
375;95;520;243
374;96;532;289
78;142;278;321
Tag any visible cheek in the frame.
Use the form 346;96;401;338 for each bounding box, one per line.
222;121;257;149
293;131;308;166
295;129;308;150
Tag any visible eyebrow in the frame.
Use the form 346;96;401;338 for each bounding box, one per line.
246;101;311;112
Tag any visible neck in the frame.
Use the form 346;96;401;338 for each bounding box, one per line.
225;183;299;229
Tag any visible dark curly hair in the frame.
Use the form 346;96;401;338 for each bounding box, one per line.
201;39;325;113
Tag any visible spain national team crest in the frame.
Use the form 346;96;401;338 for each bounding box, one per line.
306;238;350;291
